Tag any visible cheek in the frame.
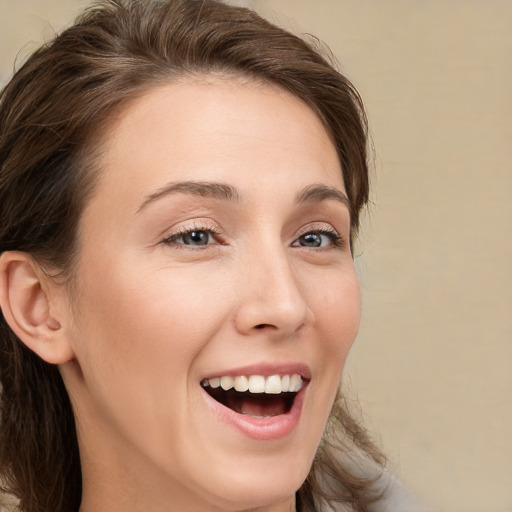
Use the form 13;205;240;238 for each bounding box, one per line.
69;251;241;395
65;266;236;479
302;267;361;411
67;260;225;421
310;267;361;353
311;269;360;409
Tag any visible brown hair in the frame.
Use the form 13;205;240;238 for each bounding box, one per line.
0;1;384;511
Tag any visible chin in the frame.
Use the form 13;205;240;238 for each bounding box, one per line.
204;467;308;511
174;433;315;511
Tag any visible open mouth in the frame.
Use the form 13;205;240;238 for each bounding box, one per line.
201;374;307;418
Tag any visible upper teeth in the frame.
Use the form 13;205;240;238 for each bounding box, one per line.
201;374;304;394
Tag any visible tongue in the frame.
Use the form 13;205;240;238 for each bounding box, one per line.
226;392;288;417
205;387;295;417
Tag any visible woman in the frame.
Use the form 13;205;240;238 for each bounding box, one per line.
0;1;406;511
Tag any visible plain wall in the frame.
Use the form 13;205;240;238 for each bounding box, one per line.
1;1;511;511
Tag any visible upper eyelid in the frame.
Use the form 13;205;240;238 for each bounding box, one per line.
294;222;340;237
164;228;217;240
159;219;344;243
294;227;343;243
162;218;220;234
160;221;222;244
292;223;346;249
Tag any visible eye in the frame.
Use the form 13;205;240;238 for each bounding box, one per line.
162;228;217;247
292;228;343;249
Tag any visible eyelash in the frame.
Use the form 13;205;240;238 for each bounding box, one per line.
161;223;222;248
293;226;344;249
160;224;344;249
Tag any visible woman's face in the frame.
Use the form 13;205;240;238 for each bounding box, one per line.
62;77;361;512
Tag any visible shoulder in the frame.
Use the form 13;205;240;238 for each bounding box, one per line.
367;470;425;512
310;448;425;512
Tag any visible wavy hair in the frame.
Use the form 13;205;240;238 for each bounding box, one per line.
0;1;384;511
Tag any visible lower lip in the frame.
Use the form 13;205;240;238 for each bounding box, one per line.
202;385;308;441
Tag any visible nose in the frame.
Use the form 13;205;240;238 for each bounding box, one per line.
233;246;313;339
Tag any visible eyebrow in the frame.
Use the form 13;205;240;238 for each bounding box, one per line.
137;180;350;213
137;180;240;212
296;183;351;210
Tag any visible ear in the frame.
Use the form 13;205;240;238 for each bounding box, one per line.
0;251;74;365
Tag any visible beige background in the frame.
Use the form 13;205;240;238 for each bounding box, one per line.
1;1;511;511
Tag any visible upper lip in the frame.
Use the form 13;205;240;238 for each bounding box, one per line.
201;362;311;381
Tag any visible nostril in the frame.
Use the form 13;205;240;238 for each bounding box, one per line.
254;323;276;330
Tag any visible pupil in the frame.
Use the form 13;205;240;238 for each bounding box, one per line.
186;231;209;245
301;233;321;247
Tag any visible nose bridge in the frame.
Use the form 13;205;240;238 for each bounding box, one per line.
234;233;311;337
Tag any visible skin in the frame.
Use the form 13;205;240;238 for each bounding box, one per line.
52;77;362;512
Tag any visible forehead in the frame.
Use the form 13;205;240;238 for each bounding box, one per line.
88;77;345;212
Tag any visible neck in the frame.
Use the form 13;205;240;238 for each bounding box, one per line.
79;496;296;512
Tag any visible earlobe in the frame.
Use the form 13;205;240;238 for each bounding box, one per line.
0;251;74;365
